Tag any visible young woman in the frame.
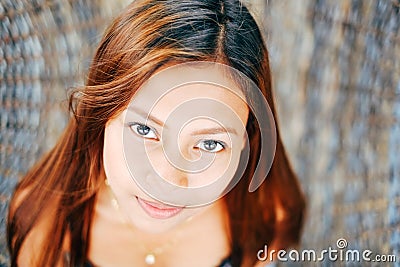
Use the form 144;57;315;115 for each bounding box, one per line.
7;0;306;266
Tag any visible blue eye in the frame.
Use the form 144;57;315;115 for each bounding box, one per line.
195;140;225;153
129;123;158;140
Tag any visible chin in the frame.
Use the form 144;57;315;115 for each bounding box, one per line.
130;211;191;234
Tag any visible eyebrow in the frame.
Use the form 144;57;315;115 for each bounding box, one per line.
127;107;238;135
127;107;164;127
191;127;238;136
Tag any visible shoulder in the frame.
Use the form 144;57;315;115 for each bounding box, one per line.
9;187;39;265
9;187;67;266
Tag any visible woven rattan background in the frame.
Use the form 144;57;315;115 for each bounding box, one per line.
0;0;399;266
264;1;399;266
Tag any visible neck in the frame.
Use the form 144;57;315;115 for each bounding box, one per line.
88;182;231;266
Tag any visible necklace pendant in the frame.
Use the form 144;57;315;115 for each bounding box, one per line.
145;253;156;265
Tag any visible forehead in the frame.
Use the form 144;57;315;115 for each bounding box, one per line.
128;64;249;125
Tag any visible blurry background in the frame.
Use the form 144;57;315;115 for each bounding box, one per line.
0;0;399;266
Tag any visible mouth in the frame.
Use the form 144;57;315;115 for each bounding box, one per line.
136;197;183;219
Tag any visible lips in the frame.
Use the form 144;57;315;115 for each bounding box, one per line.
136;197;183;219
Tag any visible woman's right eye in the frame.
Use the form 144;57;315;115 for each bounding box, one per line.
129;123;158;140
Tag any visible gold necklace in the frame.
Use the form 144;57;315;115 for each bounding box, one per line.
104;179;192;265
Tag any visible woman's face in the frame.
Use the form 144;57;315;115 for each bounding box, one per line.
103;66;249;233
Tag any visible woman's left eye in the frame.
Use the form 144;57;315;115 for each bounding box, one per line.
195;140;225;153
129;123;158;140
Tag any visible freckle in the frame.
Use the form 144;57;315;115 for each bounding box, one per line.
179;177;188;187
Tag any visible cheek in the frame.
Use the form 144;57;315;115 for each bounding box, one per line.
188;148;242;188
103;119;133;189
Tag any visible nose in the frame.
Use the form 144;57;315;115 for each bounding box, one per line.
155;160;189;187
148;147;190;187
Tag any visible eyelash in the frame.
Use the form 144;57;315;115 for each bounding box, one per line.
128;122;227;153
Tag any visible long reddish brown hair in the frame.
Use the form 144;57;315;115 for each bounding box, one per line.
7;0;306;266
